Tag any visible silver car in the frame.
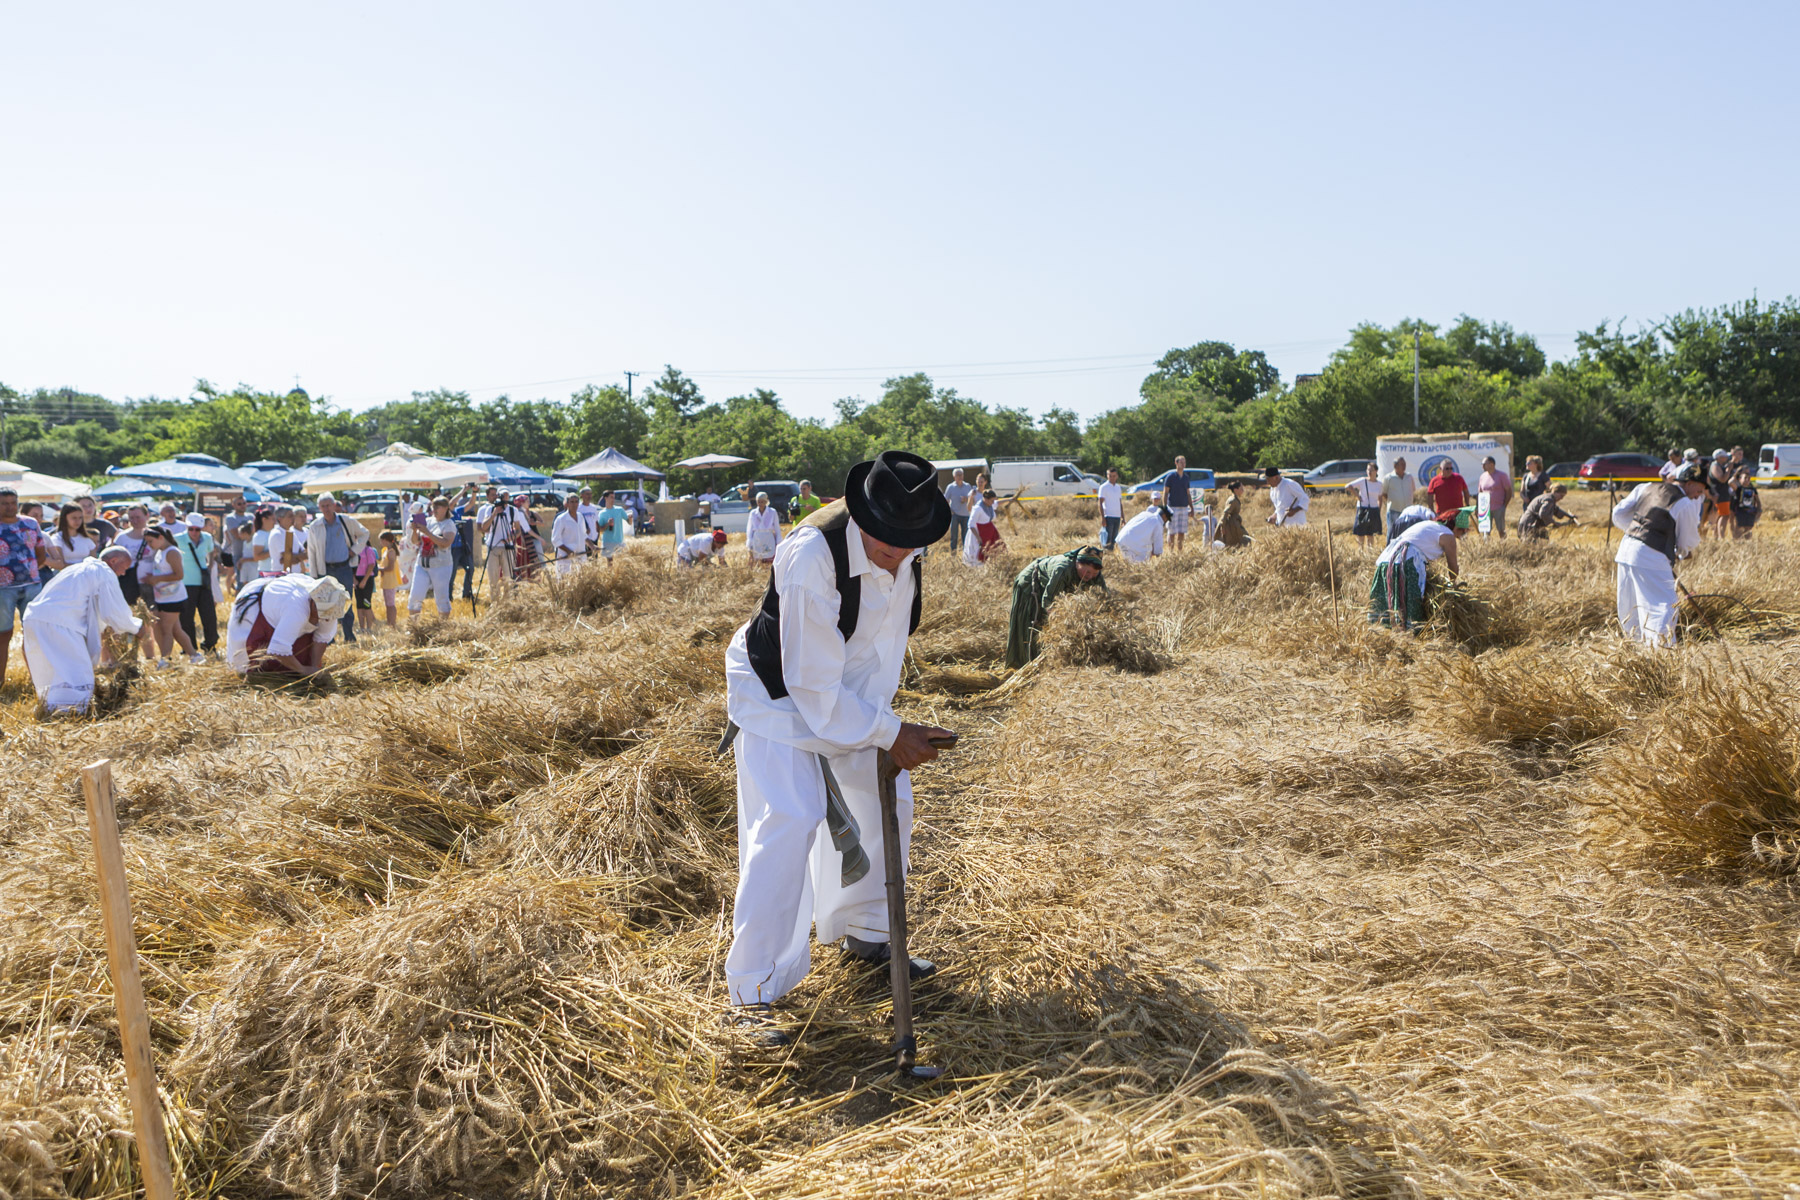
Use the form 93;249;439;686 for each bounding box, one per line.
1301;459;1376;491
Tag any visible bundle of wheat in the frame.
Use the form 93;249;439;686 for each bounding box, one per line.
1041;590;1173;674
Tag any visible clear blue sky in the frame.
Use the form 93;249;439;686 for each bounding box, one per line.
4;1;1796;424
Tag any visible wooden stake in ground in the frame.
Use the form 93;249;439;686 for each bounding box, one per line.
877;733;957;1079
1324;520;1341;629
81;759;176;1200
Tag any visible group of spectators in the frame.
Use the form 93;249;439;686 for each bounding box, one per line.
1657;446;1760;539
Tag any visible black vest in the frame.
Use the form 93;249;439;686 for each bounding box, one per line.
1626;481;1684;563
744;509;922;701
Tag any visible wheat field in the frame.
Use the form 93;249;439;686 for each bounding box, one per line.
4;486;1799;1199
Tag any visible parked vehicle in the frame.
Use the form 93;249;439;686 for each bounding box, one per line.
1545;461;1585;482
990;458;1093;497
1128;467;1217;496
712;480;805;533
1757;443;1800;487
1577;452;1664;489
1302;459;1376;490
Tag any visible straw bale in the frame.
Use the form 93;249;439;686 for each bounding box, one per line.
173;872;750;1199
1585;669;1800;874
495;738;735;918
1040;590;1172;674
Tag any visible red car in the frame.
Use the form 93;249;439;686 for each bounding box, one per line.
1577;453;1665;490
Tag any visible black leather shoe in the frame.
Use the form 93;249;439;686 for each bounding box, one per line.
725;1002;791;1047
843;935;938;980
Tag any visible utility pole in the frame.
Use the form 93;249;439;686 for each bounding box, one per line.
623;371;639;402
1412;329;1421;430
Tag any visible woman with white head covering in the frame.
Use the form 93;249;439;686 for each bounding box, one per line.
225;574;350;675
746;492;782;566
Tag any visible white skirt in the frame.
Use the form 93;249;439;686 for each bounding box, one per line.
22;620;97;713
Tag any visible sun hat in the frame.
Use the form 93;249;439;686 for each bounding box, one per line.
307;575;351;623
842;450;952;549
184;512;207;528
1677;464;1708;485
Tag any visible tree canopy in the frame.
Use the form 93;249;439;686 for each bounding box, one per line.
5;294;1796;489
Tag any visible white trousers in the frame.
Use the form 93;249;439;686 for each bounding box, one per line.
408;560;454;613
554;552;587;576
1617;560;1679;646
724;729;913;1006
22;620;97;713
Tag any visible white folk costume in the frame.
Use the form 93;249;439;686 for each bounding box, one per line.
409;515;458;612
550;511;589;575
1114;505;1166;564
21;557;141;713
722;452;949;1009
226;575;344;674
746;505;782;563
1612;480;1702;646
677;531;724;567
1268;477;1310;527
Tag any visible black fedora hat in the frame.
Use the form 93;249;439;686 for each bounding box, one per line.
843;450;952;548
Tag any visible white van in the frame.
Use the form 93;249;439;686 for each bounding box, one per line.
1757;443;1800;487
988;458;1093;497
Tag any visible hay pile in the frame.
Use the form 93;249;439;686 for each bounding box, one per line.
7;496;1800;1199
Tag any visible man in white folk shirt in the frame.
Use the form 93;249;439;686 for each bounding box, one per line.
677;528;728;567
1264;467;1310;527
1096;467;1125;550
550;493;590;575
1114;495;1166;564
722;450;955;1044
1612;463;1707;647
21;548;150;713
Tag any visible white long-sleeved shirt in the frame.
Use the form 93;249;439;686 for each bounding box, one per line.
24;558;141;662
746;506;783;554
550;512;589;560
724;517;915;757
1114;507;1165;563
1269;478;1310;525
678;532;721;563
1612;483;1702;572
226;575;339;671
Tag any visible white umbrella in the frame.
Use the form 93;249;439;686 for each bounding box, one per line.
674;452;752;497
301;442;486;494
8;470;93;503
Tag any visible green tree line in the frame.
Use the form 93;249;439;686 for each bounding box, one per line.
5;294;1796;491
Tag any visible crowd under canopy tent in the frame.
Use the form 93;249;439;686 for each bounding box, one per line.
300;443;486;495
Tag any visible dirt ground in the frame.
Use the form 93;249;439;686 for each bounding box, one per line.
3;488;1797;1199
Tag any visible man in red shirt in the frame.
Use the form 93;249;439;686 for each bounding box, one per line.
1426;460;1471;537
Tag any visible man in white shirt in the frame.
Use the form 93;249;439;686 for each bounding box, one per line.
576;487;602;544
721;450;954;1044
1612;465;1707;646
1379;459;1415;543
1370;515;1459;630
271;506;309;575
477;491;521;597
676;529;727;567
1096;468;1126;549
549;494;590;575
1264;467;1310;527
1658;449;1683;483
696;487;723;519
1114;495;1167;564
20;549;148;712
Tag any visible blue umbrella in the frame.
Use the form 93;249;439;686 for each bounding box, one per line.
259;457;353;494
453;452;551;490
238;459;293;486
91;477;194;501
107;454;280;501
